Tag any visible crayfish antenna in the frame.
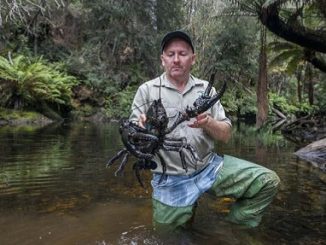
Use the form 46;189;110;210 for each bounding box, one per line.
106;149;127;167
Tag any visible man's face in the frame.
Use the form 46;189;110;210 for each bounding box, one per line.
161;38;195;82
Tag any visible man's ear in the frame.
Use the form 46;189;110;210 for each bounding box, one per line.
191;54;196;65
161;55;165;67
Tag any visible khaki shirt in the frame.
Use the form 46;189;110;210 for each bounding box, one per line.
129;73;231;175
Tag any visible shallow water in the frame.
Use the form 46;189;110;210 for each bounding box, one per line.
0;122;325;245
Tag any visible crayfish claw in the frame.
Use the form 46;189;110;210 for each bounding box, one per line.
201;73;215;98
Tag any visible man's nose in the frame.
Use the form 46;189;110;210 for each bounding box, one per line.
173;54;180;62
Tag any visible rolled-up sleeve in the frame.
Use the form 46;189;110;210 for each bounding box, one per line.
209;87;232;127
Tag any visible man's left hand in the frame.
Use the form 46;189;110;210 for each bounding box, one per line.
188;112;211;128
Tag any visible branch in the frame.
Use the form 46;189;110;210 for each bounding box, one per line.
304;49;326;73
259;0;326;53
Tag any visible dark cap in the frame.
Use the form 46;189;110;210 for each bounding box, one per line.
161;31;194;53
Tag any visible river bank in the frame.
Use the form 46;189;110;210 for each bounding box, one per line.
0;108;53;126
0;107;114;126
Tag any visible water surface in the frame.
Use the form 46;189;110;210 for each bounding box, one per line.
0;122;325;244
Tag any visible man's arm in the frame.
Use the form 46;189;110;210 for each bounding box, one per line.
203;115;231;143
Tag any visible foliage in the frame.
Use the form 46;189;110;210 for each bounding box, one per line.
188;2;260;119
222;84;257;117
314;73;326;108
269;92;315;116
0;0;65;27
229;0;326;72
67;0;185;87
268;41;305;75
105;85;138;118
0;54;78;110
0;0;325;122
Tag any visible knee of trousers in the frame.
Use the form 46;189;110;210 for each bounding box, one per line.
257;170;281;193
152;199;194;227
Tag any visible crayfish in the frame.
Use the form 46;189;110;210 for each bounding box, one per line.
107;74;226;187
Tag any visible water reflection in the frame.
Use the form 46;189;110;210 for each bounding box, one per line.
0;122;325;244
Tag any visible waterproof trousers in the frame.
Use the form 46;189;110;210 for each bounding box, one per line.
152;155;280;230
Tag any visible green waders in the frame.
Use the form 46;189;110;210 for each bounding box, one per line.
152;155;280;230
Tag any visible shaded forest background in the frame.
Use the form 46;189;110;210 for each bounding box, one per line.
0;0;325;129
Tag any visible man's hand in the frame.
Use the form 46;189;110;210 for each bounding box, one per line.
138;113;147;128
188;112;231;143
188;112;210;128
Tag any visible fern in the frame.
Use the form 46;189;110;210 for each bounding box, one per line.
0;55;78;109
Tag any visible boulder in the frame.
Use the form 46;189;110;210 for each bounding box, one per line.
294;138;326;171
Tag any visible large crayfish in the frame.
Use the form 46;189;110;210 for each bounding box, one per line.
107;75;226;187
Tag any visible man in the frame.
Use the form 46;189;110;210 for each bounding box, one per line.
129;30;280;231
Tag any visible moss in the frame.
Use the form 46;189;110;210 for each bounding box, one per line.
0;108;40;120
0;107;52;125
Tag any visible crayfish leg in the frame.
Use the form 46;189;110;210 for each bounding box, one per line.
115;153;129;176
106;149;127;167
186;144;199;162
157;154;167;184
133;161;145;188
179;150;188;173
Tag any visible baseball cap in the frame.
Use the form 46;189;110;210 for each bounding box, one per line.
161;31;194;53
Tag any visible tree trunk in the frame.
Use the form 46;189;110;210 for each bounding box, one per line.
296;68;303;103
305;64;314;105
256;26;269;128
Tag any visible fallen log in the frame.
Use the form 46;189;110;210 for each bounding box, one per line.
281;112;326;144
272;107;287;120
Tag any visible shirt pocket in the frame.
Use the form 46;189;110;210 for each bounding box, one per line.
164;108;181;136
